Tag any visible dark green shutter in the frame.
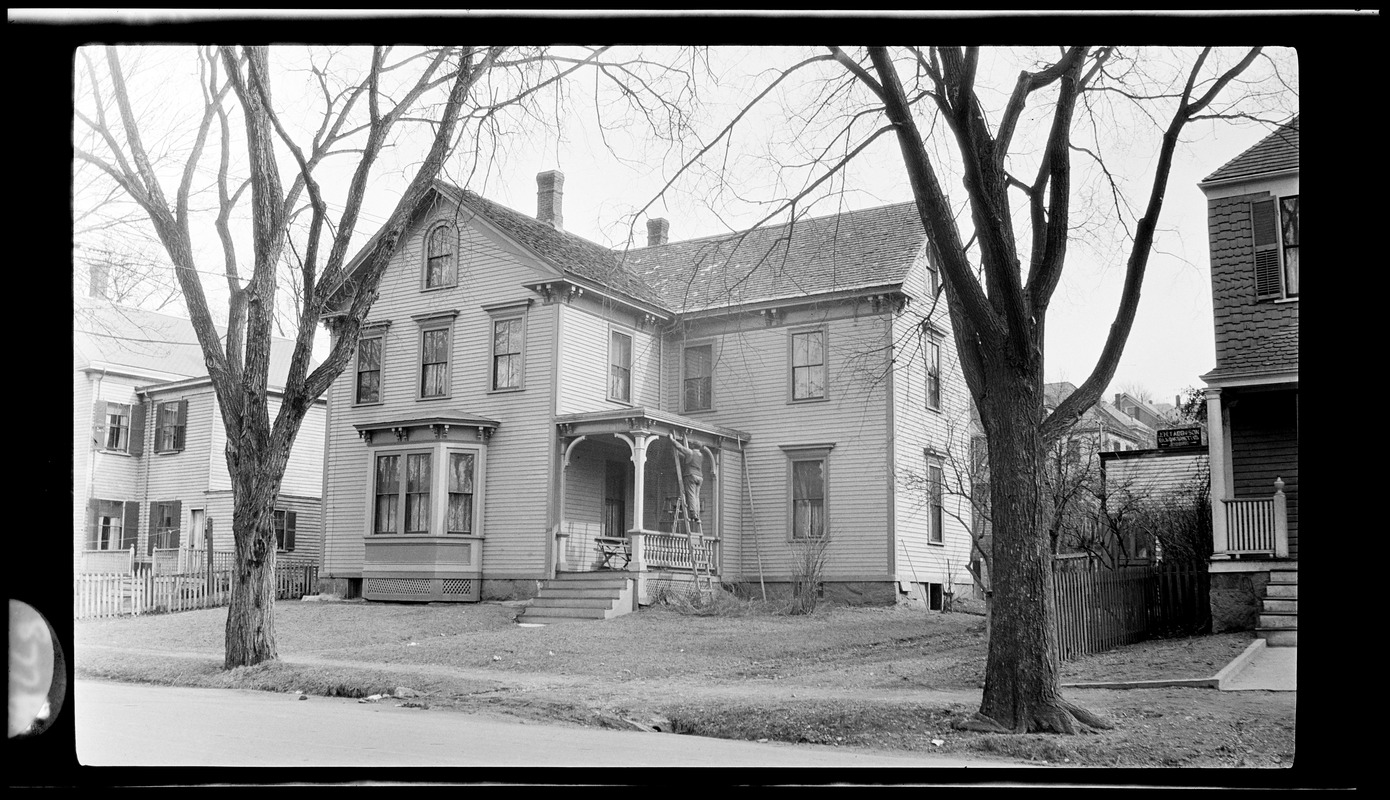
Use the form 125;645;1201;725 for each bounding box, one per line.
92;401;107;448
174;399;188;451
285;511;297;552
1251;199;1281;299
122;502;140;552
129;400;146;456
169;500;182;549
86;498;100;549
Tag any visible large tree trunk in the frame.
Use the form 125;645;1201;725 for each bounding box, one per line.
224;475;280;668
961;370;1110;734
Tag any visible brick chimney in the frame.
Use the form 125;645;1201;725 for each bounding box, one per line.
536;170;564;230
647;218;669;247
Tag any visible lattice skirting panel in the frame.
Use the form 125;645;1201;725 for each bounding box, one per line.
363;575;480;602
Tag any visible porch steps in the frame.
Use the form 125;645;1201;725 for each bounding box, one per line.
1256;565;1298;647
516;570;634;625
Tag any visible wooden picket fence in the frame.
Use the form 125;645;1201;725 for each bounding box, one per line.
1051;560;1209;661
75;562;318;620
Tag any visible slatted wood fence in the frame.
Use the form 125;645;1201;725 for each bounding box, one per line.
75;563;318;620
1051;559;1209;661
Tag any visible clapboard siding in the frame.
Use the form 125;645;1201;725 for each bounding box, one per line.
140;389;214;556
1104;452;1210;502
322;195;561;581
891;256;974;589
556;303;662;414
1230;389;1298;555
666;306;893;580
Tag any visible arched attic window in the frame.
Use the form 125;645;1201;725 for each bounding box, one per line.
424;223;457;290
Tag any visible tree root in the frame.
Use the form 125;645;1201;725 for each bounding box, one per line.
951;700;1114;735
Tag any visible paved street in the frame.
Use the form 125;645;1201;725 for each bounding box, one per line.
75;680;1025;769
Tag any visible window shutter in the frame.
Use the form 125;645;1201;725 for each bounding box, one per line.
129;400;146;457
122;502;140;552
86;498;100;549
149;502;158;555
174;399;188;451
170;500;182;548
1251;199;1281;299
92;401;107;448
285;511;297;552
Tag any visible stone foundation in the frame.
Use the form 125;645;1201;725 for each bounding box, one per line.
481;578;541;602
1209;569;1271;633
726;580;900;607
315;576;362;599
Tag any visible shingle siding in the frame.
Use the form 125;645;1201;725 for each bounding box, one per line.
1206;192;1299;377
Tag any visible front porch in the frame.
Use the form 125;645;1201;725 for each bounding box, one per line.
532;408;748;619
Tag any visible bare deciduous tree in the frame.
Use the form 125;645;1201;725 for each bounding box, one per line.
73;44;691;668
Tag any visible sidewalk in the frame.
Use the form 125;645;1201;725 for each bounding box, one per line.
1217;640;1297;691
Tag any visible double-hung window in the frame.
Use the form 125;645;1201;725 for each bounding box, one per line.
273;509;297;552
925;334;942;411
373;452;433;534
683;343;713;412
424;223;457;289
154;400;187;453
492;317;524;391
356;334;383;404
790;329;827;402
609;329;632;403
927;455;944;544
447;452;476;534
783;445;832;540
413;312;457;400
1252;196;1299;300
89;499;136;551
103;402;131;452
149;500;181;554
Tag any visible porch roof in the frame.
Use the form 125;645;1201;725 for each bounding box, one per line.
555;406;750;446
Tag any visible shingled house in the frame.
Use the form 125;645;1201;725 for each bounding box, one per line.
317;173;974;620
1198;115;1299;643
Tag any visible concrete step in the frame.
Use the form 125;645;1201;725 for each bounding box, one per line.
542;580;629;593
530;583;625;597
1261;598;1297;613
517;615;602;625
555;570;634;582
519;605;610;620
1269;569;1299;583
530;597;620;610
1257;612;1298;629
1265;582;1298;599
1258;628;1298;647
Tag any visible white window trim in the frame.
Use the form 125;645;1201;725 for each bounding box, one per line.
608;325;635;405
413;311;459;401
925;452;945;546
484;302;530;394
788;325;829;404
366;443;486;538
681;340;715;413
354;330;387;406
781;443;834;541
422;220;459;291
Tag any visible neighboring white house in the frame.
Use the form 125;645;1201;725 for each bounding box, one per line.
74;296;325;576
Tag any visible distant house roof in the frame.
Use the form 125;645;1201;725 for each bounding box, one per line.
338;180;930;318
1043;381;1155;442
74;300;305;389
1200;115;1299;185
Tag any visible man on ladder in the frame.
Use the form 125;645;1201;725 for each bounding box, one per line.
670;431;716;595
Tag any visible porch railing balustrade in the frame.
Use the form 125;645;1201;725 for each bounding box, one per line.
80;546;135;575
1217;477;1289;558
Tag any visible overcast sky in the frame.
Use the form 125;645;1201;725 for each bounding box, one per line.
62;21;1303;409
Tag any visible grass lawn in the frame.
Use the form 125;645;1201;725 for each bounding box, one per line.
74;594;1294;768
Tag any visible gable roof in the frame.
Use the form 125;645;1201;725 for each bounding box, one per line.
1200;115;1299;185
621;202;926;313
340;180;930;318
74;300;304;389
433;182;666;308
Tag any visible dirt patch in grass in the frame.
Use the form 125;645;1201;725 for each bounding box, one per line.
75;595;1293;768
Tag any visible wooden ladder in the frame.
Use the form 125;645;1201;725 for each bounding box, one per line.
673;501;714;599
